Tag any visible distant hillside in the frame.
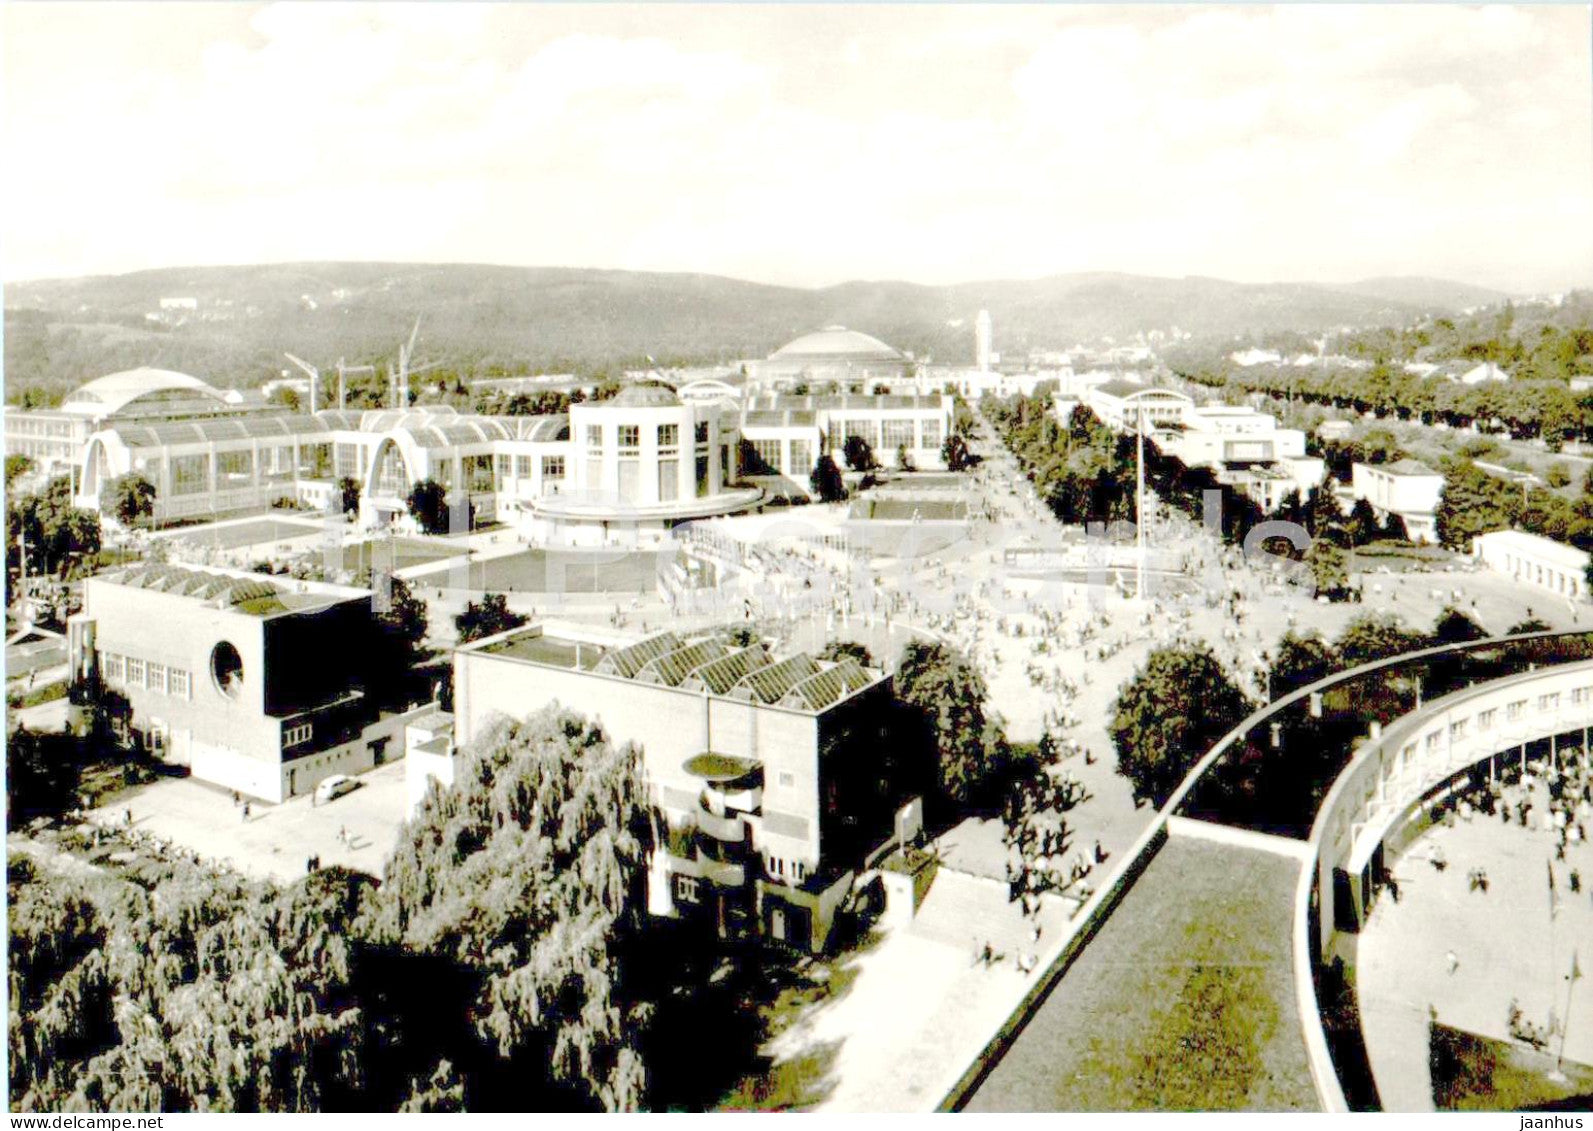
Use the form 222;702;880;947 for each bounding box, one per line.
2;262;1495;403
1326;276;1510;312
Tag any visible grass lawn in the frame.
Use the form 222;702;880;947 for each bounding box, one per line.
463;549;661;594
1429;1022;1593;1111
162;517;325;551
338;537;468;574
964;835;1317;1112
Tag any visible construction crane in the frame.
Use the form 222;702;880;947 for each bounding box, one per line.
390;316;442;408
335;358;375;410
282;353;321;412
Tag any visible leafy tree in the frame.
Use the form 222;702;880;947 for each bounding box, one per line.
1435;462;1515;551
842;435;875;473
405;479;451;535
817;640;873;667
1546;463;1573;489
1346;497;1382;545
382;706;654;1111
895;443;915;472
1269;630;1338;697
9;477;102;577
338;476;362;516
454;593;528;644
1507;617;1553;635
941;433;971;472
99;473;156;528
808;455;846;503
1336;612;1426;667
5;728;81;824
6;454;35;485
1109;645;1252;808
1432;605;1488;645
1305;537;1350;599
269;386;302;412
895;639;1010;808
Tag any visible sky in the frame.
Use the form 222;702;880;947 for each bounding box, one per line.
3;3;1591;293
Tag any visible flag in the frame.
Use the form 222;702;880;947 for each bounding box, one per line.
1549;860;1560;919
1572;950;1583;984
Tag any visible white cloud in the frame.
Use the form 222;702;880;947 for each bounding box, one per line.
2;2;1588;293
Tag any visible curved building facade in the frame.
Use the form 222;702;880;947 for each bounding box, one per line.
751;326;912;391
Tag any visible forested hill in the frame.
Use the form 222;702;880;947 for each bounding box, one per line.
4;262;1506;404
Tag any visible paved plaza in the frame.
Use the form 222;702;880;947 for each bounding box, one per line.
1358;782;1593;1111
86;760;412;884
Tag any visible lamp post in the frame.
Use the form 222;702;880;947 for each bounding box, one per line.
1119;388;1166;603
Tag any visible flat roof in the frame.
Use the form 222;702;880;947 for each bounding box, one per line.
963;835;1318;1112
478;631;605;669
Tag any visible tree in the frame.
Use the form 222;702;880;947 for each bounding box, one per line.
6;727;81;824
100;473;156;528
1270;630;1338;697
6;454;35;485
1346;498;1382;545
1305;537;1350;599
941;433;971;472
817;640;873;667
406;479;451;535
269;386;302;412
1546;463;1573;489
1110;645;1252;808
1336;612;1426;667
1436;462;1515;551
1432;605;1488;645
842;434;875;473
1507;617;1552;635
338;476;362;516
454;593;527;644
809;455;846;503
895;443;915;473
382;706;655;1111
894;639;1009;808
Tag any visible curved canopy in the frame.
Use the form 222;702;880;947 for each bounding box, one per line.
770;327;904;362
61;368;230;419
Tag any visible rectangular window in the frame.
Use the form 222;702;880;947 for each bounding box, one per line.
171;453;209;496
696;455;710;498
882;418;914;451
789;439;812;475
695;421;709;444
542;455;565;479
335;443;362;481
169;669;190;699
1449;718;1467;740
516;455;532;479
617;458;641;502
778;770;795;788
586;425;603;448
127;657;146;687
658;458;679;502
102;652;125;682
284;722;313;748
673;874;701;905
920;418;943;451
1477;708;1496;731
752;439;782;473
1507;700;1525;721
657;423;678;449
618;425;640;450
217;449;254;486
495;454;510;486
1424;730;1440;751
1538;693;1561;712
147;662;168;695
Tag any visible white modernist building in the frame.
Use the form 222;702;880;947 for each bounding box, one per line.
1473;529;1587;601
1350;459;1445;543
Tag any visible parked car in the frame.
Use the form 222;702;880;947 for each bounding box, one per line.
314;774;359;804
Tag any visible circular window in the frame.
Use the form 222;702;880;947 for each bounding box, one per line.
211;641;244;699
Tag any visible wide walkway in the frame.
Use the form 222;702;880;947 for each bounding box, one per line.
1358;784;1593;1110
963;833;1319;1112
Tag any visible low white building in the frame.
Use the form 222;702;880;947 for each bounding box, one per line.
1351;459;1445;543
1083;380;1193;432
1474;530;1587;601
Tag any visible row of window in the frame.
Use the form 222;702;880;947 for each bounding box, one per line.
101;652;192;699
586;423;708;449
1398;685;1593;767
284;722;314;748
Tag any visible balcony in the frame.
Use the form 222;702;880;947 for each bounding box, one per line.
696;803;749;843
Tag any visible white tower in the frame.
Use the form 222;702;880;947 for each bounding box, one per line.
975;309;993;372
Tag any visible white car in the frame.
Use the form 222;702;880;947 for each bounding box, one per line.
314;774;359;804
